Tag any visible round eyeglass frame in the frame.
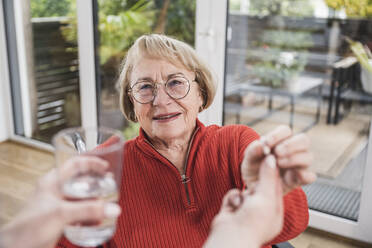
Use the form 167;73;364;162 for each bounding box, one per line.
128;77;194;104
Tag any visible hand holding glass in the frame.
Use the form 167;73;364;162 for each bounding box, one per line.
52;127;124;247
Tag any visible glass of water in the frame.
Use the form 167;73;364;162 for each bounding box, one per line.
52;126;124;247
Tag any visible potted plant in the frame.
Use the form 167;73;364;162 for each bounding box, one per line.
346;37;372;93
246;30;312;88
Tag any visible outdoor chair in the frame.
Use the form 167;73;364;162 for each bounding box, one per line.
327;57;372;124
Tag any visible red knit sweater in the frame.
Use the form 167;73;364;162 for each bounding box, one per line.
57;120;309;248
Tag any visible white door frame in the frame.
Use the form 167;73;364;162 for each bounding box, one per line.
0;0;13;143
196;0;372;243
76;0;98;129
196;0;227;126
12;0;35;139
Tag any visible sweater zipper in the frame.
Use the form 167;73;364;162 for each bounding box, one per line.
181;174;191;204
144;127;200;206
180;127;199;205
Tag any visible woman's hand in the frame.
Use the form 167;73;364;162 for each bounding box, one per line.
0;157;121;248
241;125;316;195
205;155;283;248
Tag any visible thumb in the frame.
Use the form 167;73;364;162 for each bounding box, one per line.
220;189;242;213
243;140;265;165
241;140;265;184
255;155;278;198
61;201;121;225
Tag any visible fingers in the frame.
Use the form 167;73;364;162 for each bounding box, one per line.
59;156;109;182
269;132;313;178
243;126;315;198
243;140;265;163
277;151;313;168
61;201;121;225
274;133;310;157
241;140;265;186
61;200;104;224
263;125;292;148
295;169;317;185
220;189;243;212
282;169;317;188
254;155;280;199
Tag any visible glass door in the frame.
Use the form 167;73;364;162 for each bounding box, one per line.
2;0;82;144
199;0;372;244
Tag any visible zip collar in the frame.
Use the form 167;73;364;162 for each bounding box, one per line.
135;119;205;207
135;119;206;170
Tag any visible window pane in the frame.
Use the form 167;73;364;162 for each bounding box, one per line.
96;0;196;140
225;0;372;221
5;0;81;143
31;0;81;143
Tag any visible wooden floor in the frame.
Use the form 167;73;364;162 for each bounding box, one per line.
0;140;371;247
0;141;54;225
291;228;372;248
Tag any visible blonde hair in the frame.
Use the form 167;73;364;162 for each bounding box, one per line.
118;34;216;122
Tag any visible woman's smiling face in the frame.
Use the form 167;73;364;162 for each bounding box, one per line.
130;57;203;141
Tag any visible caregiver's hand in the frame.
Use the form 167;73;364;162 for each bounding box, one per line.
205;155;283;248
0;157;121;248
241;125;317;195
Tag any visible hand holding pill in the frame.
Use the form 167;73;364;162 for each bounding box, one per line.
241;125;317;195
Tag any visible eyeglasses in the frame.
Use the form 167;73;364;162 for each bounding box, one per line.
128;76;192;104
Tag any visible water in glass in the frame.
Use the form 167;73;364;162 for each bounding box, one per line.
62;172;119;247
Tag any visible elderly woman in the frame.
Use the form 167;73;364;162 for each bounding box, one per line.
58;34;315;248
